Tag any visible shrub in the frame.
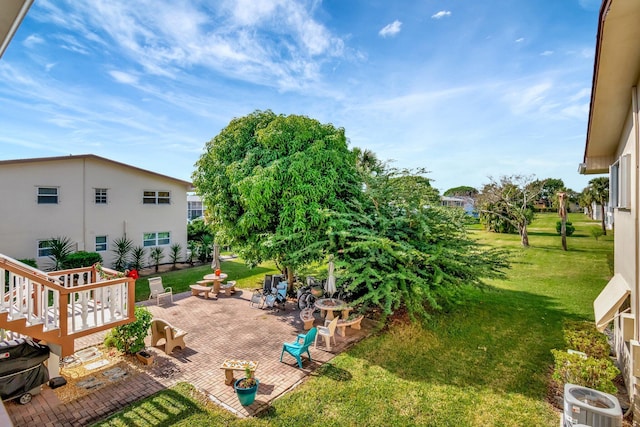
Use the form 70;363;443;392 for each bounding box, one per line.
551;350;619;394
17;259;38;268
103;330;117;348
130;246;146;271
170;243;182;269
563;321;610;359
47;236;75;271
591;227;604;241
149;247;165;272
110;306;153;354
62;251;102;269
112;236;133;271
555;221;575;236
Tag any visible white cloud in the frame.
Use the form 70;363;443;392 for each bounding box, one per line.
109;70;139;85
431;11;451;19
379;20;402;38
23;34;45;48
515;38;524;43
502;81;552;115
540;50;554;56
34;0;347;92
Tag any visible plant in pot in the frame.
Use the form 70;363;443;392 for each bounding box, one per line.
234;365;259;406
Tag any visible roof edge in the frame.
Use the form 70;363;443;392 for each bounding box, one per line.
0;154;193;188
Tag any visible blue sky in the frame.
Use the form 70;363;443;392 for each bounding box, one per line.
0;0;602;193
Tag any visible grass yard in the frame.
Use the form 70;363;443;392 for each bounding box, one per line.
96;212;613;426
134;259;281;301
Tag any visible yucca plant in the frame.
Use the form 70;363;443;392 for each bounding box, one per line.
149;247;164;272
130;246;146;271
112;236;133;271
169;243;182;269
47;236;75;271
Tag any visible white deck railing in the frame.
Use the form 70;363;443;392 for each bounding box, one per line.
0;254;135;340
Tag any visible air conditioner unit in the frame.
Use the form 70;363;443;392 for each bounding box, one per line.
563;383;622;427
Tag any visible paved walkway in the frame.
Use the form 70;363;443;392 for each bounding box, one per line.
6;290;373;426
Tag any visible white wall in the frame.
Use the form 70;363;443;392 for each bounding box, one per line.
0;156;189;270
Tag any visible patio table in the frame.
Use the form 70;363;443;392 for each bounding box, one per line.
202;273;228;297
314;298;351;321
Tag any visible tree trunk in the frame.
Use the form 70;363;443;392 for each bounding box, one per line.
558;192;567;251
285;266;295;293
519;224;529;247
600;203;607;236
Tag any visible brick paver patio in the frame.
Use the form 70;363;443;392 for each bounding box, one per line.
5;290;372;426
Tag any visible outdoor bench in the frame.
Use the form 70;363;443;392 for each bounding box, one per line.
335;315;364;337
220;359;258;385
190;283;217;299
150;319;188;354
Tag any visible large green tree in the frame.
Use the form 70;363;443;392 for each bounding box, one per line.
192;110;361;284
309;166;507;322
443;185;478;198
476;175;541;247
532;178;565;208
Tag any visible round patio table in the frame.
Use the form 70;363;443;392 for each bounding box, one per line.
203;273;228;295
314;298;351;321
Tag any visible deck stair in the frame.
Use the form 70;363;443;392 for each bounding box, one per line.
0;254;135;356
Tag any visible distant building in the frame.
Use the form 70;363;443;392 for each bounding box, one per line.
187;194;204;221
441;196;476;217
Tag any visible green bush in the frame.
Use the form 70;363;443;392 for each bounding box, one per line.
551;350;619;394
110;307;153;354
555;221;575;236
564;321;610;359
17;259;38;268
62;251;102;269
103;330;117;348
591;227;604;240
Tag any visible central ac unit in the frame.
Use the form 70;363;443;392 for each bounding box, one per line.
563;383;622;427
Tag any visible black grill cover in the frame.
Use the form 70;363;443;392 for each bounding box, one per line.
0;339;50;400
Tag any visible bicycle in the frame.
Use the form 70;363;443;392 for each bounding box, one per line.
296;277;352;310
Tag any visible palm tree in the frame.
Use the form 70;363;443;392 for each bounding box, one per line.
588;177;610;235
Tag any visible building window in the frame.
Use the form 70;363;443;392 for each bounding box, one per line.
610;154;631;209
188;200;203;220
143;191;170;205
38;240;53;257
96;236;108;252
95;188;108;204
37;187;58;204
143;232;171;247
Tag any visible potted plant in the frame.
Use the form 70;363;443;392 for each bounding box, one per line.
234;365;259;406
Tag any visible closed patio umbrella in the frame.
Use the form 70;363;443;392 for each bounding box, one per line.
325;258;337;297
212;244;221;272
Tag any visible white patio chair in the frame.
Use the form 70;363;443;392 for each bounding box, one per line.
315;316;338;350
148;277;172;305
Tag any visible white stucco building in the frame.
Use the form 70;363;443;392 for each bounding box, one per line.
0;154;192;269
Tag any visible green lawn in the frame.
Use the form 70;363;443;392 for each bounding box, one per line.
134;259;281;301
96;212;613;426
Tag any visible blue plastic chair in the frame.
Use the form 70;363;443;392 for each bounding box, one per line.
280;327;318;368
